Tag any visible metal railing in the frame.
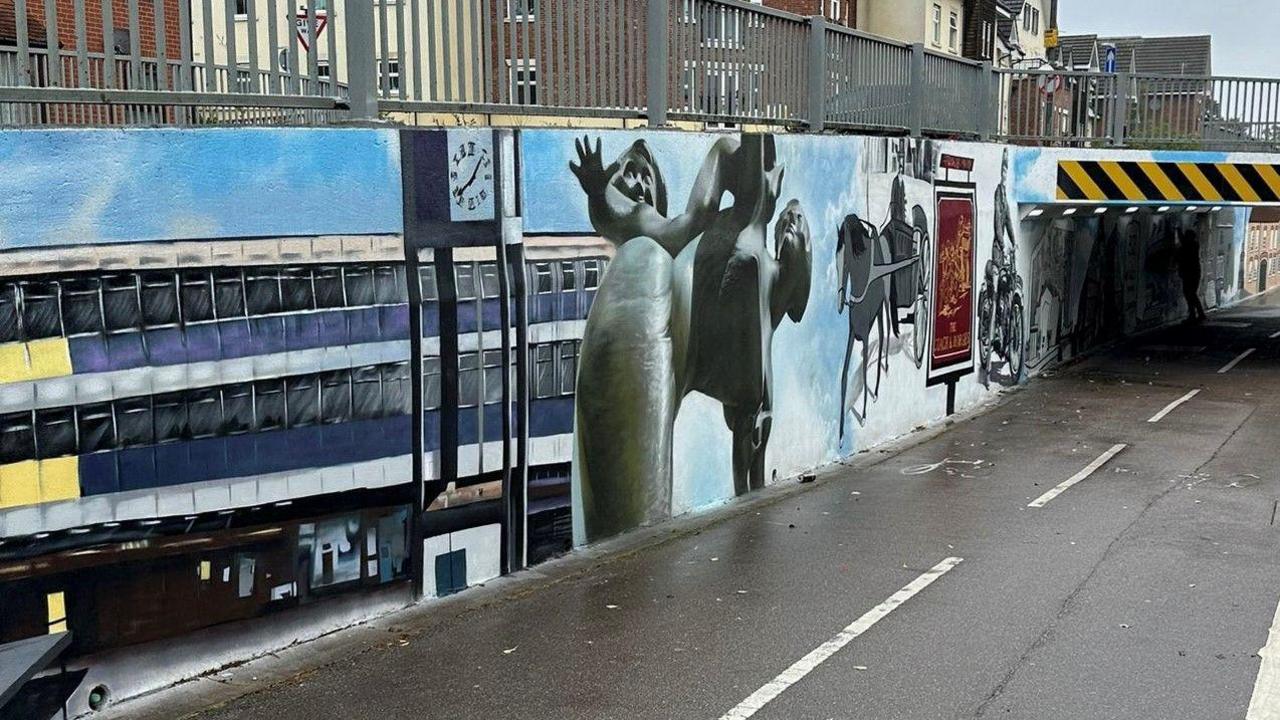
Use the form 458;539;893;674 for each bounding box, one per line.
995;69;1280;151
0;0;1276;153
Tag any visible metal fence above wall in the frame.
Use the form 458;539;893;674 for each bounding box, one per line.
0;0;1277;153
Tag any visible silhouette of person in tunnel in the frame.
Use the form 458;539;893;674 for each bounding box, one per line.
1177;228;1207;324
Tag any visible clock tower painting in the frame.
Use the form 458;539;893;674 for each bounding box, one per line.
447;128;496;223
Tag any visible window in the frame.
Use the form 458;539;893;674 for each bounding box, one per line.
381;362;411;415
286;375;319;428
77;403;114;454
558;341;577;395
456;263;478;302
221;383;253;435
180;271;215;323
949;11;959;51
152;392;189;443
423;356;442;410
187;387;222;439
828;0;840;22
0;284;18;343
533;344;555;399
35;407;75;458
21;281;61;339
509;62;538;105
245;270;282;316
320;369;352;424
0;411;33;464
560;261;576;292
458;352;480;407
115;396;154;448
479;263;500;299
280;267;315;313
504;0;535;20
317;61;331;79
314;266;345;309
213;269;246;319
533;262;553;294
378;58;400;93
419;266;439;302
932;4;942;45
344;266;375;307
140;272;179;327
61;278;103;336
374;265;406;305
235;0;248;16
483;349;504;405
253;379;286;431
583;260;601;290
352;365;383;420
1031;8;1040;35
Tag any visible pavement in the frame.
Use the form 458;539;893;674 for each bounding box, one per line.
116;292;1280;720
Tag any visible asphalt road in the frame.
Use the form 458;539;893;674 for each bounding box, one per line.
161;293;1280;720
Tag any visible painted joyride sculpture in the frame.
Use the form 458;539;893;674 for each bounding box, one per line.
569;134;812;542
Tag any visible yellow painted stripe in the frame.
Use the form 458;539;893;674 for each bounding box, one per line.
1255;164;1280;200
1099;161;1147;202
0;457;79;508
1061;162;1107;202
0;338;73;385
1217;164;1261;203
1137;162;1186;202
0;459;40;508
1178;163;1223;202
1056;184;1070;201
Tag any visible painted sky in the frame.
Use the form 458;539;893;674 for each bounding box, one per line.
1058;0;1278;77
0;128;402;248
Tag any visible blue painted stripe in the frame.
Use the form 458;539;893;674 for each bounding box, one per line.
68;305;413;374
78;415;413;496
530;396;574;438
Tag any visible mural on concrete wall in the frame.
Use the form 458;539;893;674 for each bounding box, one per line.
978;150;1025;387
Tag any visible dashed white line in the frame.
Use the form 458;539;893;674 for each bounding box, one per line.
1218;348;1257;374
1147;389;1201;423
1270;330;1280;339
1247;593;1280;719
717;557;964;720
1027;444;1128;508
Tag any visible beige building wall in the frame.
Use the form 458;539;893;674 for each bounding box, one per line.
189;0;482;101
1018;0;1048;63
865;0;965;57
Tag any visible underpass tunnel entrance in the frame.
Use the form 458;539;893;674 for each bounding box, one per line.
1010;200;1273;373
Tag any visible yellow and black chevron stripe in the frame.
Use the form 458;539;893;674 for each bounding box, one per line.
1057;160;1280;204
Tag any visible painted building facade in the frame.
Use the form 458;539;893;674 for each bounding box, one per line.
0;126;1258;717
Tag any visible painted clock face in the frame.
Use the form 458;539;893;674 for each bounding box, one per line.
449;140;494;215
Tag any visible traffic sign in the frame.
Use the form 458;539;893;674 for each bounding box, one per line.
295;9;329;52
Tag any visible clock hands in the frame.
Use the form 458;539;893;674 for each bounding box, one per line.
454;154;488;200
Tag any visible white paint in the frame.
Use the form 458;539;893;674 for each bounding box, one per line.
718;557;963;720
1247;593;1280;719
1219;348;1257;374
1147;389;1201;423
1203;321;1252;328
1270;330;1280;339
1027;444;1127;508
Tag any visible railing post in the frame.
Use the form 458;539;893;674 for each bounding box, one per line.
979;61;995;140
908;43;925;137
646;0;669;127
343;0;378;120
1109;70;1130;147
806;15;827;132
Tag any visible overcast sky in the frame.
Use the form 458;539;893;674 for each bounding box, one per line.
1058;0;1277;77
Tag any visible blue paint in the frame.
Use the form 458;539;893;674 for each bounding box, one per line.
0;128;402;247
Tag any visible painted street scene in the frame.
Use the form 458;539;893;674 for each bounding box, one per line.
3;1;1280;719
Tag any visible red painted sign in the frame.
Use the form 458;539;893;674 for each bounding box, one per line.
931;193;975;373
939;154;975;172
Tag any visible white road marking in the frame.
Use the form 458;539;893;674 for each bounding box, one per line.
1270;330;1280;339
718;557;964;720
1027;444;1128;508
1147;389;1201;423
1204;321;1252;328
1247;593;1280;719
1219;348;1257;374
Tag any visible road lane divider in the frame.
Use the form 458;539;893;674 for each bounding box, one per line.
717;557;964;720
1219;348;1257;374
1147;389;1201;423
1270;330;1280;339
1247;593;1280;719
1027;444;1128;508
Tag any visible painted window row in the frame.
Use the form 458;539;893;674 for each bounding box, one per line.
0;362;412;465
0;264;411;343
533;340;579;399
529;258;605;295
419;339;579;412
